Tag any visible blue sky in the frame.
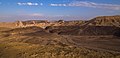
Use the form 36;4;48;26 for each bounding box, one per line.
0;0;120;22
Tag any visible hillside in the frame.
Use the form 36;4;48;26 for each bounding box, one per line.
0;15;120;58
46;15;120;36
49;26;120;36
87;15;120;27
0;26;120;58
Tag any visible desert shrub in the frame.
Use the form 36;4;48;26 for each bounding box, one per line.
0;42;119;58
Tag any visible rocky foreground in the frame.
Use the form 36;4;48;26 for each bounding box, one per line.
0;15;120;58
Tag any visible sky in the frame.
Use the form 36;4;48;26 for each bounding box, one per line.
0;0;120;22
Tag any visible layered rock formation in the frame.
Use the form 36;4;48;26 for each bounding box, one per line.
0;15;120;57
46;15;120;36
88;15;120;27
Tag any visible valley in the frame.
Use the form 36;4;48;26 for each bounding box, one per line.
0;15;120;58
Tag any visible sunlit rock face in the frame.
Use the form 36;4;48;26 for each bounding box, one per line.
88;16;120;26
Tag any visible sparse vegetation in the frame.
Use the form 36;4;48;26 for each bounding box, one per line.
0;15;120;58
0;42;119;58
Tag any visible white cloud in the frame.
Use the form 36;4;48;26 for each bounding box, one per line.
50;1;120;10
28;13;43;16
50;4;58;6
68;1;120;10
17;2;43;6
21;13;44;17
50;4;67;6
40;3;43;6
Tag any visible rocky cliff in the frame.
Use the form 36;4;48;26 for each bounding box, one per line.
46;15;120;36
88;15;120;27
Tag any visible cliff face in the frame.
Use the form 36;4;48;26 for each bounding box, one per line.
88;16;120;27
0;15;120;28
46;16;120;36
77;16;120;36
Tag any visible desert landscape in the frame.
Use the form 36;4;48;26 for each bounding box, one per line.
0;15;120;58
0;0;120;58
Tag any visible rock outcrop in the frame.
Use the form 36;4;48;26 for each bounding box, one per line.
88;15;120;27
46;15;120;36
